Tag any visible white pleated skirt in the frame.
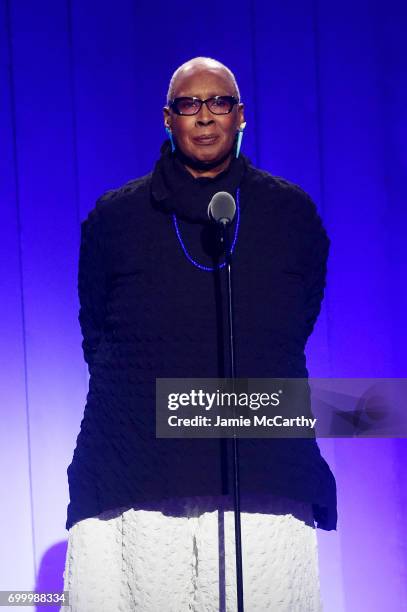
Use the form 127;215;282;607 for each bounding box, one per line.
63;494;323;612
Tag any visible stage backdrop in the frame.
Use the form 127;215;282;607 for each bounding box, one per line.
1;1;406;610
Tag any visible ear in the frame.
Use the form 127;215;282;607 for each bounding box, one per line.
237;102;245;127
163;106;171;129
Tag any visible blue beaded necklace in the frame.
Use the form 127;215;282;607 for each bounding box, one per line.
172;188;241;271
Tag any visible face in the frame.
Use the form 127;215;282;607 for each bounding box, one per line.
163;67;245;177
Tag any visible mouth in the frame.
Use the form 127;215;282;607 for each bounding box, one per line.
193;135;219;145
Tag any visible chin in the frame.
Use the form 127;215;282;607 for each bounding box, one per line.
193;148;228;164
196;154;221;165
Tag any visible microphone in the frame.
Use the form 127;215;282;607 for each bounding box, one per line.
207;191;236;226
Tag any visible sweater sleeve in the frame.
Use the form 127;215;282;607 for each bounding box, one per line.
78;197;108;368
301;196;330;339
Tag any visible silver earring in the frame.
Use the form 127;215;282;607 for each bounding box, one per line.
165;126;176;152
236;122;246;158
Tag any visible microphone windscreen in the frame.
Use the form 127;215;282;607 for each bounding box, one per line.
207;191;236;224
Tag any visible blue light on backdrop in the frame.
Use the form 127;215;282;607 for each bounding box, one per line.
1;1;406;610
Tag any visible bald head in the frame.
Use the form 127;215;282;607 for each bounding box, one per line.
166;57;240;104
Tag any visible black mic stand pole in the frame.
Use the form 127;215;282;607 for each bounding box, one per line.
220;220;244;612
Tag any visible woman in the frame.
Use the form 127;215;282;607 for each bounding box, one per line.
63;56;337;611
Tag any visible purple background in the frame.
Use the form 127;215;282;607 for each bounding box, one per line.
1;1;406;610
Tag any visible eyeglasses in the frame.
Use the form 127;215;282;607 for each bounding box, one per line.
169;95;239;116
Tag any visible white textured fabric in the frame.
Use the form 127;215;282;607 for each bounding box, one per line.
63;494;323;611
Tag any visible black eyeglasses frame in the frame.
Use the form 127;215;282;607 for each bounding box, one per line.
169;95;239;116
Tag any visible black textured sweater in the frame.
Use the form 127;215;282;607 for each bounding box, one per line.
66;140;337;531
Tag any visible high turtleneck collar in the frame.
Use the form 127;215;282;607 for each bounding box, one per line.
151;139;249;224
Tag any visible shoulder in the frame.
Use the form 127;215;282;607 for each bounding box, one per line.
244;160;316;212
83;172;153;226
243;160;329;251
243;160;325;229
96;172;152;213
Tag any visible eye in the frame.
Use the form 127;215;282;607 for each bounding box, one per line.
179;98;199;110
212;98;227;107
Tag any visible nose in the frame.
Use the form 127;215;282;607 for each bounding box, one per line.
195;102;215;126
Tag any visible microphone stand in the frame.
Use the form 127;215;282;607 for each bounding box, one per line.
220;220;244;612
